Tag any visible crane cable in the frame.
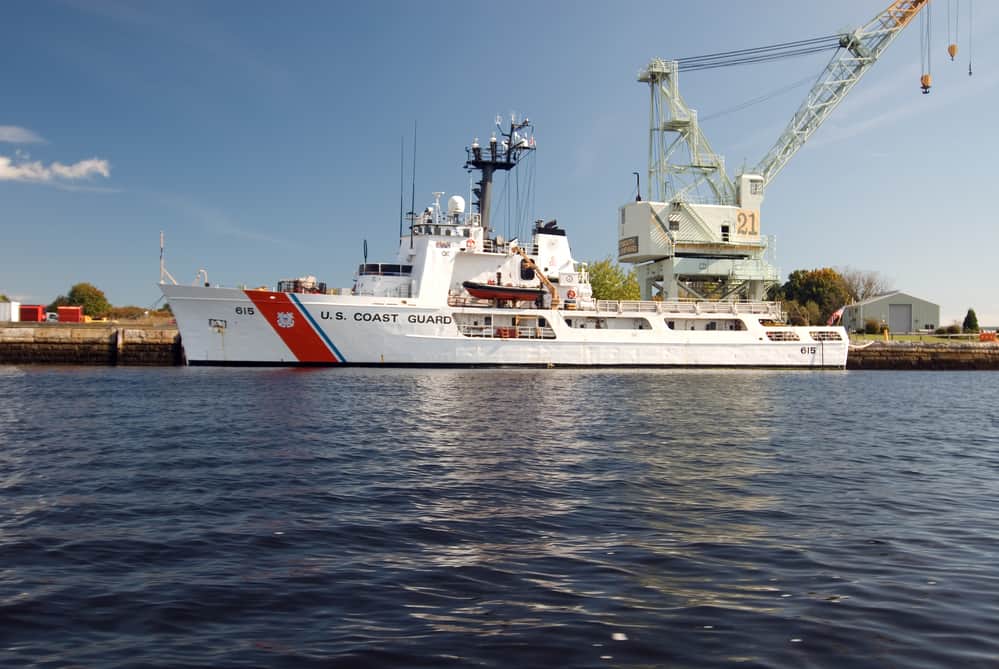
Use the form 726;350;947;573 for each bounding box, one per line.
700;74;817;122
677;34;841;72
920;3;932;93
678;34;838;63
969;0;974;76
679;3;972;88
946;0;973;75
947;0;958;60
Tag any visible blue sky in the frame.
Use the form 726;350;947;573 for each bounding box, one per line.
3;0;996;325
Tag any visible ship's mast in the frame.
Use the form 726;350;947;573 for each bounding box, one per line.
159;231;178;285
465;116;535;237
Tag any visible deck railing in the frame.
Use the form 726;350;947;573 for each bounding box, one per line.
448;295;497;308
449;293;784;319
457;325;557;340
593;300;783;317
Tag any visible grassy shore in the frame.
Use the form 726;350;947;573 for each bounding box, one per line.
848;333;988;344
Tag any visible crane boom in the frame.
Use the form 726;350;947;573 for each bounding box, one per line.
753;0;928;185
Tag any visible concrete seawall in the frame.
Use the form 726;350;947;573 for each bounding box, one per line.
845;341;999;370
0;325;183;365
2;326;999;369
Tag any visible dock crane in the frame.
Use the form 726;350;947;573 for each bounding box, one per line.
618;0;929;301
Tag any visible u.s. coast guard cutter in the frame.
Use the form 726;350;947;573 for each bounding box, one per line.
161;117;848;367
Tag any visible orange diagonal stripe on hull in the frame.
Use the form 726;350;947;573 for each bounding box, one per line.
245;290;338;363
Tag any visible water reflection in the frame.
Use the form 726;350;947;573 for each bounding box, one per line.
337;369;795;628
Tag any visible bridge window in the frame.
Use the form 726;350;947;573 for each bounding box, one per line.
358;263;413;277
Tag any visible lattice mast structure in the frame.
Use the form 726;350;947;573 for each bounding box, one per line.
620;0;929;302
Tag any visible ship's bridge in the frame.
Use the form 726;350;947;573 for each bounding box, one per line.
411;219;477;239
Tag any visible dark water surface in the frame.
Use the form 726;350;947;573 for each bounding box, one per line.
1;367;997;668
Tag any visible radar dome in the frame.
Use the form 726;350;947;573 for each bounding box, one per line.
448;195;466;215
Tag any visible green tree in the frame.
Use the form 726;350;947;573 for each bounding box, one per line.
770;268;851;325
784;300;808;326
587;258;640;301
46;295;71;311
783;299;822;326
0;294;9;302
962;308;979;333
50;283;112;317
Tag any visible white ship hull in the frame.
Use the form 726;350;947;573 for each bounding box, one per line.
162;285;848;368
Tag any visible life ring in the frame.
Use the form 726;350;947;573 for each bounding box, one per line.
566;289;577;299
466;239;476;249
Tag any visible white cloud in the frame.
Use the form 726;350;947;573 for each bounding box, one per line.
51;158;111;179
0;155;111;182
0;126;46;144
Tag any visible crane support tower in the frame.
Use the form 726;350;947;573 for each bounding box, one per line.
618;0;928;301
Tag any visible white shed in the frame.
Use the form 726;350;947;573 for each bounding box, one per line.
0;301;21;322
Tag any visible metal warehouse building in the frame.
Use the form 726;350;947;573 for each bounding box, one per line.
841;291;940;334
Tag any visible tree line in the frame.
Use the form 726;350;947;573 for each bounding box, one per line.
585;260;979;332
0;283;170;320
584;258;885;320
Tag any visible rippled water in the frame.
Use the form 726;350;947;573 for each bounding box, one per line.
1;366;997;668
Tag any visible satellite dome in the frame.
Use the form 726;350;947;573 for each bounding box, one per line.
448;195;466;215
